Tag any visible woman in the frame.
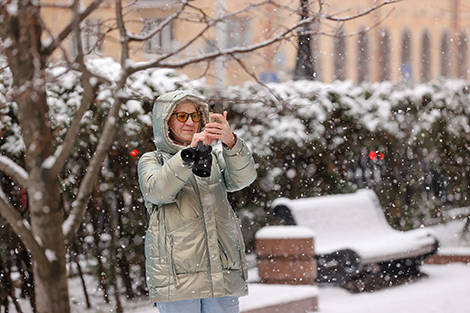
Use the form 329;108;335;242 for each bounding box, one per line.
138;90;257;313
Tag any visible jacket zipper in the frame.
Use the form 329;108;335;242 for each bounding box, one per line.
235;221;247;280
169;235;179;286
191;178;214;297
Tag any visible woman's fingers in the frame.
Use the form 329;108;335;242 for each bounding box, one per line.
207;111;235;147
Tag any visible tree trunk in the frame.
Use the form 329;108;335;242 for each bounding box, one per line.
116;193;135;299
1;2;71;312
106;191;123;313
293;0;315;81
24;104;70;313
90;195;111;303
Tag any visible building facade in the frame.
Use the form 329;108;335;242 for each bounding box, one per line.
41;0;470;86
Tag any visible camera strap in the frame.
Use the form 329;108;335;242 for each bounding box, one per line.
154;151;164;165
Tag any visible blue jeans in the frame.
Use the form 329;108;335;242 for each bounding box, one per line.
157;296;239;313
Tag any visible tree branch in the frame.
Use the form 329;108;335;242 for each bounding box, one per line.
126;0;189;42
62;87;125;243
45;0;105;178
0;188;49;266
132;0;398;72
0;155;29;188
325;0;402;22
230;53;291;110
126;15;308;74
42;0;105;56
115;0;130;63
46;84;96;178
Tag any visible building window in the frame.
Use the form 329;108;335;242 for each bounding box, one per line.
357;29;369;83
224;18;251;49
421;30;432;82
143;18;174;54
379;28;391;81
83;19;103;54
440;31;452;77
333;30;347;81
457;32;468;79
400;29;412;84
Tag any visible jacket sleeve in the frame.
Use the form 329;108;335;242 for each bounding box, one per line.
138;151;193;205
221;136;257;192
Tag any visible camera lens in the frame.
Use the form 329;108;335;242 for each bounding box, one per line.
181;148;197;163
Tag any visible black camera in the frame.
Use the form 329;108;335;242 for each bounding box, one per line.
181;141;213;177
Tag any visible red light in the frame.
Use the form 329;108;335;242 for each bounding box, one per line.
369;151;377;160
130;149;138;157
379;152;385;160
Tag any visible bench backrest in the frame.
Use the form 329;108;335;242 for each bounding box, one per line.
271;189;394;253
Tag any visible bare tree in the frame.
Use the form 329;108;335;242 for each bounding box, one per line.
0;1;399;312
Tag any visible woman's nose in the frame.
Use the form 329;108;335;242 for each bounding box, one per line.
185;117;195;125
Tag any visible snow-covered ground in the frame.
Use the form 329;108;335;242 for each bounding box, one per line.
9;220;470;313
63;263;470;313
317;263;470;313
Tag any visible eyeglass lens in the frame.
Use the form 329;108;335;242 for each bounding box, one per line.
174;112;201;123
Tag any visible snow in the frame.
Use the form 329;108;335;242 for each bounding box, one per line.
0;154;28;181
42;155;56;170
5;3;18;15
316;264;470;313
427;219;470;256
256;225;315;239
45;249;58;262
272;190;438;262
239;284;319;312
8;196;470;313
13;263;468;313
62;213;76;236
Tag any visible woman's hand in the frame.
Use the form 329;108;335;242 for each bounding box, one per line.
189;111;235;148
190;130;213;147
205;111;236;149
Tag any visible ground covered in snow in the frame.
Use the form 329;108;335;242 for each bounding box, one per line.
9;262;469;313
71;219;470;312
9;220;470;313
317;263;470;313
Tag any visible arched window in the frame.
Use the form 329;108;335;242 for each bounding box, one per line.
400;29;412;84
357;29;369;83
440;31;452;77
457;32;468;79
421;30;432;82
379;28;391;81
333;30;347;81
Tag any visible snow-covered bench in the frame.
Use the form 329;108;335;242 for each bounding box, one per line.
271;189;439;291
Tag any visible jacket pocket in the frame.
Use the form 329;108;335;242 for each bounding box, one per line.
167;216;208;274
216;215;243;271
145;217;170;289
234;215;248;280
146;258;170;289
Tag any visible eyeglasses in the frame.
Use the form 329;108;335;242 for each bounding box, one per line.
171;111;201;123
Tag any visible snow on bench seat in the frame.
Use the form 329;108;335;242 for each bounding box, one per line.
271;189;438;265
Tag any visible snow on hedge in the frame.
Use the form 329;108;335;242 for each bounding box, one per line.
2;57;470;159
2;57;470;229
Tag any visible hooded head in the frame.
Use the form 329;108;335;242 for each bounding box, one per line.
152;91;210;154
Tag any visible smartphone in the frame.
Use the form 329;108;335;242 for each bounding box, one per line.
209;102;224;124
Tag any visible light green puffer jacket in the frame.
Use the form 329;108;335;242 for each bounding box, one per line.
138;91;257;303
